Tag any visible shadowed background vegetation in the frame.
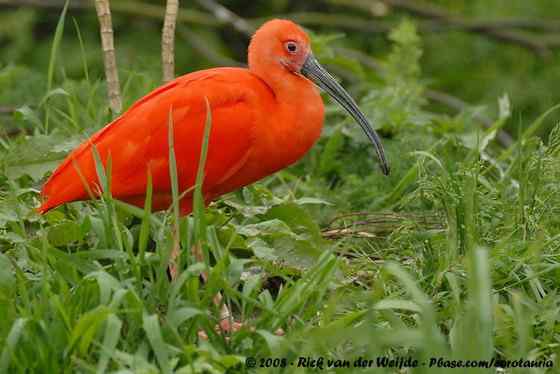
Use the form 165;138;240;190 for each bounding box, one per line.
1;0;560;373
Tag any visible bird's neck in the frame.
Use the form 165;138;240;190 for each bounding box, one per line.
254;65;306;105
261;70;325;169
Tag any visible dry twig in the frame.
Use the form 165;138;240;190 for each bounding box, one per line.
8;0;560;56
94;0;122;116
0;106;15;114
380;0;553;57
322;211;444;239
195;0;254;36
0;0;87;6
178;28;242;67
328;0;559;57
162;0;180;83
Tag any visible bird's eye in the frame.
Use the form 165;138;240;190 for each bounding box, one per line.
285;41;298;54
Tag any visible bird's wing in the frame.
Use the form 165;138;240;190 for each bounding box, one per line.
39;68;265;213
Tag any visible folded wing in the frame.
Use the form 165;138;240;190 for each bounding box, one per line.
39;68;261;214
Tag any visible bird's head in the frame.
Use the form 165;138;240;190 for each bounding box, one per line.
249;19;390;176
249;19;311;74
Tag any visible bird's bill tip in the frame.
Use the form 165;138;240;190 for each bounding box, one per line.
301;54;390;176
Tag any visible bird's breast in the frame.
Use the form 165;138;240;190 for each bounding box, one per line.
254;83;325;175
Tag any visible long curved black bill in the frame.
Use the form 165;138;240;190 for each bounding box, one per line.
301;54;390;175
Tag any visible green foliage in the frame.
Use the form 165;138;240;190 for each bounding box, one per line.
372;20;428;134
0;9;36;63
1;2;560;373
3;134;80;181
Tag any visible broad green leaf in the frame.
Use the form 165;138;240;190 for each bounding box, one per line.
143;314;171;374
256;329;285;352
14;105;42;128
4;134;80;180
47;221;83;246
168;307;204;329
374;299;422;313
97;313;122;374
68;306;111;356
263;203;323;244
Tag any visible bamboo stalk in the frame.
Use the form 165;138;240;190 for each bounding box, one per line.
162;0;179;83
94;0;122;116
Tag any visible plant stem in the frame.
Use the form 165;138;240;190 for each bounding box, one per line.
162;0;179;83
94;0;122;116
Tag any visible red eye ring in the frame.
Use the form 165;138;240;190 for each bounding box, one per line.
285;41;298;54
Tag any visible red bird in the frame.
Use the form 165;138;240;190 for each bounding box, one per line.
38;19;389;215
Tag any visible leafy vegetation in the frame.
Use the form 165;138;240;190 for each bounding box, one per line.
1;1;560;373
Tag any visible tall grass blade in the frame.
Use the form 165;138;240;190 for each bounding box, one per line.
44;0;69;133
67;306;111;356
47;0;69;91
500;103;560;161
168;109;181;228
0;318;27;372
138;169;153;274
467;247;493;358
72;17;90;84
96;313;122;374
193;98;213;246
167;108;182;277
92;146;124;252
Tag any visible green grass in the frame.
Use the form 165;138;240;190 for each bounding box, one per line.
1;14;560;374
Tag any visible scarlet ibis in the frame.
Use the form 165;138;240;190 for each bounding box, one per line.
38;19;389;215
